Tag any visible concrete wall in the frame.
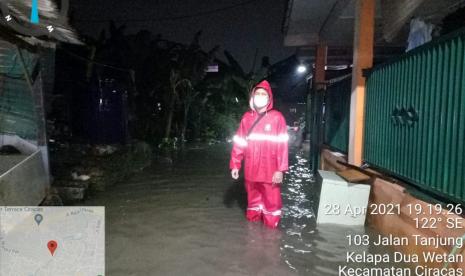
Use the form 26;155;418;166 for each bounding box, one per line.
0;135;50;205
320;147;348;171
369;178;465;269
0;150;49;205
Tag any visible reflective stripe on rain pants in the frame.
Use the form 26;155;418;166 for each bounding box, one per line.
245;181;282;228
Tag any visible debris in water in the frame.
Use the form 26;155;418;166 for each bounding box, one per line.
71;172;91;181
93;145;118;156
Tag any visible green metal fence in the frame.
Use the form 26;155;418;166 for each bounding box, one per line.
364;29;465;203
309;87;325;172
324;76;351;153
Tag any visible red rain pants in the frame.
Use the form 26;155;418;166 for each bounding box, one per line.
245;181;282;228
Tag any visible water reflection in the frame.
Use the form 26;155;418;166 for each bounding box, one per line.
221;147;396;275
279;151;374;275
84;144;401;275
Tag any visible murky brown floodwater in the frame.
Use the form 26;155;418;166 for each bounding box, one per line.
82;143;401;276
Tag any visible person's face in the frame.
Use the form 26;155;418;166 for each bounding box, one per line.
253;88;269;109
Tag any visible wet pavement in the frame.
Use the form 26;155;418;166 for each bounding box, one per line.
82;143;397;275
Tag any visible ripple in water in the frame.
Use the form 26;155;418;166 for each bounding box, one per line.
279;150;400;275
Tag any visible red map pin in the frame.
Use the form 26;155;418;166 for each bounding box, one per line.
47;240;58;256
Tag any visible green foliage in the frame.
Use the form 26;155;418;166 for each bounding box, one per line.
200;126;216;142
157;137;179;151
198;100;246;142
86;24;269;145
211;113;240;140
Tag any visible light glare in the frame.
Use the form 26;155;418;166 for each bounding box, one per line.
297;65;307;73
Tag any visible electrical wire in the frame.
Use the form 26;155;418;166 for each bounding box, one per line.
58;47;132;72
73;0;260;23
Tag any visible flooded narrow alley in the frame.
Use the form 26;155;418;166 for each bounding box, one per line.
82;144;401;276
1;1;465;275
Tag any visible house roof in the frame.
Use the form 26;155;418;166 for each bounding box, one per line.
283;0;463;48
0;0;81;45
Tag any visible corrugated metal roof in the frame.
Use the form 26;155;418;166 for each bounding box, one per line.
0;0;81;44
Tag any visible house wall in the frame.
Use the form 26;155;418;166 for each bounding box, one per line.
0;149;48;205
0;40;39;140
0;40;51;205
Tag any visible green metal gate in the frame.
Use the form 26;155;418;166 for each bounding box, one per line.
324;76;351;153
309;87;325;172
364;29;465;203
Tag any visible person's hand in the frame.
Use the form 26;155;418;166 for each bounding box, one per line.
272;171;283;185
231;169;239;180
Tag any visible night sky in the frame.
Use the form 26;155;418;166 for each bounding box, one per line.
70;0;295;71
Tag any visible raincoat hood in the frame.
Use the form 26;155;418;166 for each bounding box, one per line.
249;80;274;112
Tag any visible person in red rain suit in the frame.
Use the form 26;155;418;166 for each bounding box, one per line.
230;80;289;229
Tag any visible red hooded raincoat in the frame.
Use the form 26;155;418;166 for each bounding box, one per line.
230;80;289;228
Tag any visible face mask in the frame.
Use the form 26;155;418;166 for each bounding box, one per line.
253;95;269;108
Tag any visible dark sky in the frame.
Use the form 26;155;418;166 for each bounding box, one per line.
70;0;295;71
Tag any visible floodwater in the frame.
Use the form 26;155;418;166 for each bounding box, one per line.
82;144;401;275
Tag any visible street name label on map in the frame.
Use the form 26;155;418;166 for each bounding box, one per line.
0;206;105;276
0;206;44;212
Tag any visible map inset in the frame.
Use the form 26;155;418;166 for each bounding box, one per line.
0;206;105;276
